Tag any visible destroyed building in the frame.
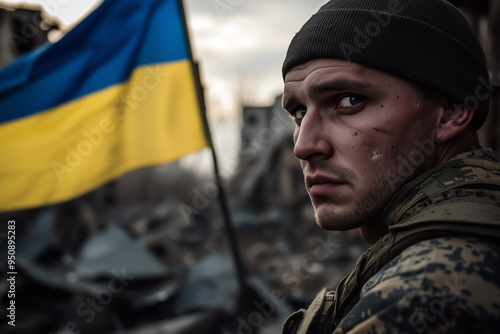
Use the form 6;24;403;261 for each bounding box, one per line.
0;5;58;69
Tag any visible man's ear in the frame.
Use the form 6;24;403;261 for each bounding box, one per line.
434;102;474;143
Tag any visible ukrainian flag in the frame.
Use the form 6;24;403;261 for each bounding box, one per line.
0;0;209;212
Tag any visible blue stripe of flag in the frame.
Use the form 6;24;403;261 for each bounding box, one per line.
0;0;190;124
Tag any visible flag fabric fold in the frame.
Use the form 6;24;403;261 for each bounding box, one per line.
0;0;208;212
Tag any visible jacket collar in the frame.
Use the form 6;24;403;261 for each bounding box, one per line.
381;145;500;229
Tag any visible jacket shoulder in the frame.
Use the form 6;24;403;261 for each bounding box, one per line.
336;236;500;333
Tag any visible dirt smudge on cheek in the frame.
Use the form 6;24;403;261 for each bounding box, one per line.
371;149;383;160
373;127;394;136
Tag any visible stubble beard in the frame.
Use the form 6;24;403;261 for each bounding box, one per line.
312;175;393;231
311;149;427;232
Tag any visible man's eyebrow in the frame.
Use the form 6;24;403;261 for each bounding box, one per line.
283;77;383;111
309;78;381;98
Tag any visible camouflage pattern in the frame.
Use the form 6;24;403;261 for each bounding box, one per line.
282;146;500;333
335;236;500;333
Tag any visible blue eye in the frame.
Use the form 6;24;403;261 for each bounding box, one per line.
294;108;307;119
339;96;363;107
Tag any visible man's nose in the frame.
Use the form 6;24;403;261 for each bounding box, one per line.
293;113;333;161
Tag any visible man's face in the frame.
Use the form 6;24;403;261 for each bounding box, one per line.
283;59;441;232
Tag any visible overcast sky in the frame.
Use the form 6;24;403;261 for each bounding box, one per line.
184;0;326;119
1;0;326;119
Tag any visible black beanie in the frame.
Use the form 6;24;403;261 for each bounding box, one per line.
282;0;491;128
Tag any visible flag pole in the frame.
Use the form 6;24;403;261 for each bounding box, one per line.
178;0;251;315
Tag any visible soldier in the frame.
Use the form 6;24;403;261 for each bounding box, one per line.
280;0;500;333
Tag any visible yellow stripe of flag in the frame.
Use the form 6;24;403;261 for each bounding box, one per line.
0;60;207;211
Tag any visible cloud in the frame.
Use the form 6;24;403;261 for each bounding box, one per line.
184;0;325;118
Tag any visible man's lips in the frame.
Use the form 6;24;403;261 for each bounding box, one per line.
306;174;348;197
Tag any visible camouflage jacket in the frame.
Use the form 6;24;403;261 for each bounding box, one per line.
283;146;500;334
